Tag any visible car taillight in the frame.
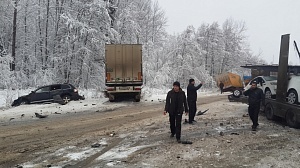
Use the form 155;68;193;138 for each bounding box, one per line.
74;89;78;93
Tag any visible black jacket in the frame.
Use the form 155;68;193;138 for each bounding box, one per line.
244;87;264;106
219;82;224;88
165;89;188;115
187;84;202;101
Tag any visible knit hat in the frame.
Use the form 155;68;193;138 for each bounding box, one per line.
189;78;195;83
173;81;180;87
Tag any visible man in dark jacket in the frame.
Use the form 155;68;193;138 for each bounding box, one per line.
219;81;224;94
187;79;203;124
164;81;188;143
243;81;264;131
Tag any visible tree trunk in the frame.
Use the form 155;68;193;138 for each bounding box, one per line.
38;0;43;69
44;0;50;68
11;0;18;71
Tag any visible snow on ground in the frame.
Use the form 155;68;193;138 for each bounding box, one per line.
0;99;112;123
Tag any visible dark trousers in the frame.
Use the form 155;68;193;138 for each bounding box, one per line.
220;88;223;94
248;104;260;126
169;113;182;140
188;101;197;123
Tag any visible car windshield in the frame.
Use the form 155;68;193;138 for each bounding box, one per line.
263;76;277;81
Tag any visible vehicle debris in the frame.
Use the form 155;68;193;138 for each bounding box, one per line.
35;113;48;119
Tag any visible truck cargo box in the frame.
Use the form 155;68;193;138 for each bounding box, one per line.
215;72;244;97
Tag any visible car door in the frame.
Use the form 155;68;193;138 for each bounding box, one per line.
50;84;63;99
30;86;51;103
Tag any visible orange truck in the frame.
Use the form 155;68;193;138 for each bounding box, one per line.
215;72;244;97
105;44;143;102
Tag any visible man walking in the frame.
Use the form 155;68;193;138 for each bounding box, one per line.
219;81;224;94
164;81;188;143
187;79;203;124
243;81;264;131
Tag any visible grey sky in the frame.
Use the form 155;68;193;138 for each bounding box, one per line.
158;0;300;65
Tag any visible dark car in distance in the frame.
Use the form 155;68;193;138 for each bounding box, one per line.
12;84;84;106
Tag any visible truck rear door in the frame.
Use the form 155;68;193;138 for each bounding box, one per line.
105;44;142;86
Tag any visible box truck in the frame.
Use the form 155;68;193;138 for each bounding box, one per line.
215;72;244;97
105;44;143;102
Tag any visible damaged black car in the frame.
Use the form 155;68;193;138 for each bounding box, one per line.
12;84;85;106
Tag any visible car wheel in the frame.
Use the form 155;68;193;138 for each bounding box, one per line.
265;88;272;99
233;89;241;98
287;90;298;104
61;95;71;104
286;110;300;128
265;103;275;120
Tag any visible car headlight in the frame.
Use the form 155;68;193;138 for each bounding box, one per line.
270;82;277;85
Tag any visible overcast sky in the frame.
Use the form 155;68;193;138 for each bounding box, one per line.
158;0;300;65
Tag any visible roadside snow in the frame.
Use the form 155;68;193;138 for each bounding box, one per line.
0;98;127;123
97;144;155;161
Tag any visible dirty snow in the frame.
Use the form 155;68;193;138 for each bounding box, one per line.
97;144;155;161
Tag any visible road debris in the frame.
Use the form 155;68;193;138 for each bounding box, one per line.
35;113;48;118
91;143;101;148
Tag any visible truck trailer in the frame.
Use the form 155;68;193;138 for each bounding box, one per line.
264;34;300;128
105;44;143;102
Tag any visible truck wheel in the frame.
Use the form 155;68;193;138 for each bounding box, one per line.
287;90;298;104
265;88;272;99
134;94;141;102
286;110;300;128
233;90;241;98
265;103;275;120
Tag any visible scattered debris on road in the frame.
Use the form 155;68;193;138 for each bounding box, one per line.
35;113;48;119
